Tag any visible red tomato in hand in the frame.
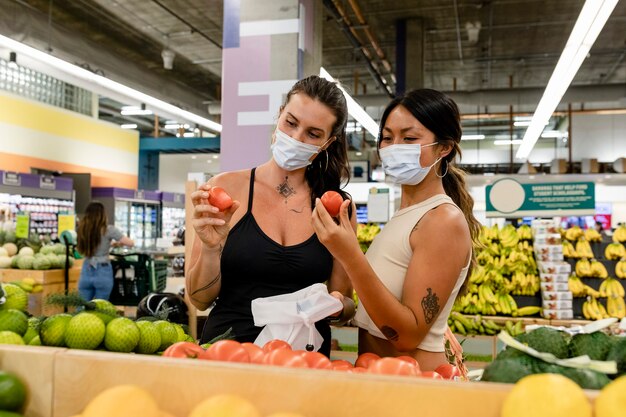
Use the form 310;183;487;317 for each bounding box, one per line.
320;191;343;217
241;343;266;364
262;339;292;353
162;341;205;359
202;340;249;363
435;363;462;380
208;186;233;211
420;371;444;379
367;357;420;377
298;351;332;370
263;348;308;368
354;352;381;368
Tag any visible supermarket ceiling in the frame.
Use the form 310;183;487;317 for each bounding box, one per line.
2;0;626;134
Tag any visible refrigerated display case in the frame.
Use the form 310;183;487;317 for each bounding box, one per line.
160;192;185;239
0;170;74;239
92;188;160;249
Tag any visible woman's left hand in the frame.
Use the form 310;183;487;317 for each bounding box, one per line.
312;198;360;263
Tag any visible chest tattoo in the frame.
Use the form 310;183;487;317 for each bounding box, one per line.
276;176;296;203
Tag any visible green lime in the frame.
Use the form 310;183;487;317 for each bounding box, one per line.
0;285;28;312
0;371;27;412
0;310;28;336
104;318;139;352
28;335;41;346
0;331;25;345
173;323;187;342
134;321;162;354
153;320;177;351
64;313;106;350
39;314;72;347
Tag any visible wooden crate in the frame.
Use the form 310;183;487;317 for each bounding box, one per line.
0;345;64;417
1;268;80;316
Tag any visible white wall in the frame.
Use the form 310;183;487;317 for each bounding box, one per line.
158;154;221;193
570;114;626;162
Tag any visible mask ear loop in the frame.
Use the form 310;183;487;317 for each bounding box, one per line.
436;159;449;178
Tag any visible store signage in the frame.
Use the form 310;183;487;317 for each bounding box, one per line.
135;190;145;200
15;214;30;239
40;175;56;190
486;178;595;218
367;188;390;223
2;172;21;186
174;194;182;204
57;214;76;236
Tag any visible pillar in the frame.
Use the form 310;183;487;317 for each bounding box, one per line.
220;0;323;171
396;18;424;95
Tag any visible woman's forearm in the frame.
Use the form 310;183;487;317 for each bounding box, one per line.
186;242;223;310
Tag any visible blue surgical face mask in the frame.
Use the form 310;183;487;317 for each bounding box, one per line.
271;128;331;171
379;142;440;185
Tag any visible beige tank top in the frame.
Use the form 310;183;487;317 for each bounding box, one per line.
353;194;470;352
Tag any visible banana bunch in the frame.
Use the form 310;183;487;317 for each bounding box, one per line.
599;277;625;298
477;224;500;246
494;292;518;315
605;243;626;260
516;224;533;241
582;297;610;320
591;260;609;278
575;239;594;258
510;271;540;296
613;224;626;243
504;320;525;337
568;275;587;297
616;260;626;279
583;228;603;242
356;223;381;243
448;312;508;336
512;306;543;317
562;240;579;258
575;259;592;277
565;226;584;241
606;296;626;319
499;225;520;248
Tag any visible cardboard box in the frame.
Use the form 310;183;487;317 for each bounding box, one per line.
540;282;570;292
540;274;569;284
534;234;562;245
543;300;573;310
541;291;573;301
538;262;572;275
542;309;574;320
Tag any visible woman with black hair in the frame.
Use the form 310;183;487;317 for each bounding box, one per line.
312;89;480;371
187;75;356;356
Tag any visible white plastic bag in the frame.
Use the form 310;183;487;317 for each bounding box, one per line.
251;283;343;352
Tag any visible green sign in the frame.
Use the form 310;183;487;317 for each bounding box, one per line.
486;179;595;218
15;214;30;238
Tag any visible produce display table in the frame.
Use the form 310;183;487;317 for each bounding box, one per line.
0;266;81;316
1;344;600;417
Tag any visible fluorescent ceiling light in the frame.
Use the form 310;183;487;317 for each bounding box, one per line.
120;123;138;129
121;106;153;116
0;34;221;133
541;130;566;138
182;132;195;138
320;67;379;137
494;139;523;146
515;0;618;160
461;134;485;140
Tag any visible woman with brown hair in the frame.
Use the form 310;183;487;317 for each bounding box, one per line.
77;201;133;301
312;89;480;371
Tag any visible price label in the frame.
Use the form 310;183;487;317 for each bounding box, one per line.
40;175;56;190
58;214;76;236
15;214;30;238
2;172;21;186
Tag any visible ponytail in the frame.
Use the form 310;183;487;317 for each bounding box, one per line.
440;158;481;295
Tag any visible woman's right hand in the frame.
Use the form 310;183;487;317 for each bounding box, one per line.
190;183;240;249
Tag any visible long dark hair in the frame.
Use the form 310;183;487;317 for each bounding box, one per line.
77;201;108;258
282;75;352;208
378;89;481;292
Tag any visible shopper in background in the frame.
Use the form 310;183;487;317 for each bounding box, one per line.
187;75;356;356
77;201;134;301
311;89;480;371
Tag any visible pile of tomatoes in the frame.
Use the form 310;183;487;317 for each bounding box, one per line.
162;340;462;380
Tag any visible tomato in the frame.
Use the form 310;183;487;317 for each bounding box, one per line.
435;363;462;380
347;366;368;374
262;339;292;353
396;355;421;372
263;348;308;368
367;357;420;377
420;371;444;379
298;351;332;370
241;342;266;364
354;352;381;368
208;186;233;211
202;340;250;363
162;341;205;359
320;191;343;217
331;360;354;371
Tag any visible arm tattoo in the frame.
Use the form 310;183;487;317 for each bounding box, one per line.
421;288;440;324
191;272;221;297
380;326;400;341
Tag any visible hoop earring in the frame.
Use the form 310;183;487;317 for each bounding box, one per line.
436;159;449;178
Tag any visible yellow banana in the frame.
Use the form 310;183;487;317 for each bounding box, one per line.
514;306;542;317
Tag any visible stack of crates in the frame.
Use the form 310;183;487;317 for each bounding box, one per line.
109;253;168;306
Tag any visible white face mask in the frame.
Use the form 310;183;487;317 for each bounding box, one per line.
379;143;440;185
271;128;331;171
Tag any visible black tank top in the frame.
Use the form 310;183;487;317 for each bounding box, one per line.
201;168;334;355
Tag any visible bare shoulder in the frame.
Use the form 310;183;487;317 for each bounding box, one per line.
412;203;470;240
